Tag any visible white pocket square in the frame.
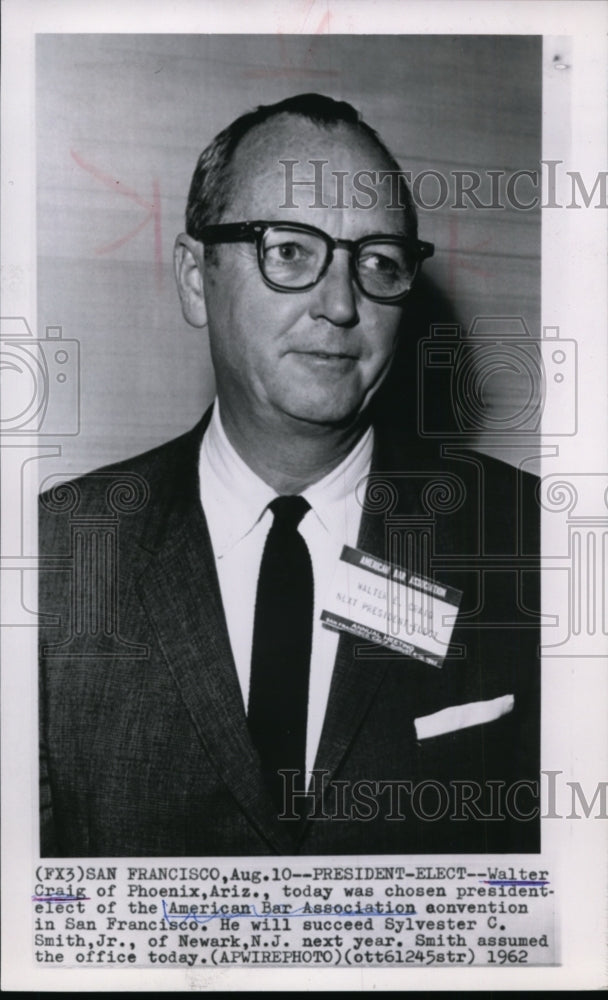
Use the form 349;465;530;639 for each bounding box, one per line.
414;694;515;740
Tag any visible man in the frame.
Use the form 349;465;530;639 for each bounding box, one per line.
39;94;540;857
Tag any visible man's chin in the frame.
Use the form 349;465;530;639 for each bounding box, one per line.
280;397;369;432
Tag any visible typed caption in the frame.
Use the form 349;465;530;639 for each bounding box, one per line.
32;860;558;968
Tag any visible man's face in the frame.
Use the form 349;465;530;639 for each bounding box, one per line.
201;118;408;432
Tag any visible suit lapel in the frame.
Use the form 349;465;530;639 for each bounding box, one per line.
134;416;294;853
309;485;390;782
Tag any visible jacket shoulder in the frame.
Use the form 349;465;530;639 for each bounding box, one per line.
38;420;209;562
39;421;204;518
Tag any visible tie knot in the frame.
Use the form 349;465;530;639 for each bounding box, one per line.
269;495;310;529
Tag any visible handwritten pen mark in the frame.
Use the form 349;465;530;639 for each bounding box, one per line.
243;6;337;81
162;899;416;926
480;881;550;887
71;149;163;288
32;896;91;903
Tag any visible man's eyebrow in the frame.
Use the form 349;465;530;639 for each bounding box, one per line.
358;228;410;238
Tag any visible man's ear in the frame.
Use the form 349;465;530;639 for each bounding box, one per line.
173;234;208;328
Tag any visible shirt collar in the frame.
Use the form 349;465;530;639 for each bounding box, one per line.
200;401;373;557
301;425;373;538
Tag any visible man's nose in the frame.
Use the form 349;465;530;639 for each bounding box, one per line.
308;249;359;327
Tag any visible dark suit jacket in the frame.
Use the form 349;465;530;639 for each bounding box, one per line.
39;412;540;856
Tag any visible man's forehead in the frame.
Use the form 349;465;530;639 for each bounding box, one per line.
238;115;387;163
226;116;404;221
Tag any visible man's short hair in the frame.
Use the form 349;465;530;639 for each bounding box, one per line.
185;92;418;246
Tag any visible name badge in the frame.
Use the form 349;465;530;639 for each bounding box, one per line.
321;545;462;668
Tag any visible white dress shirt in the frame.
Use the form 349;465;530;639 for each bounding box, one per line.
199;402;373;779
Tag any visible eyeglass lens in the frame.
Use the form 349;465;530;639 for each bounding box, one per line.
260;228;417;298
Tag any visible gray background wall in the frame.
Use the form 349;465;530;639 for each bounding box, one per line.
37;34;541;478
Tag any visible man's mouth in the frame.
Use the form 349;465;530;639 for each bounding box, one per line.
296;350;357;360
313;352;349;359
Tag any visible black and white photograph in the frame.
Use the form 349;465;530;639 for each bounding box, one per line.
2;0;607;991
37;33;543;859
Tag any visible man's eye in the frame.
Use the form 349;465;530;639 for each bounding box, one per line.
359;252;399;275
265;241;310;264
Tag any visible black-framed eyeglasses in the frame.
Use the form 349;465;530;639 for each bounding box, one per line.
198;220;434;303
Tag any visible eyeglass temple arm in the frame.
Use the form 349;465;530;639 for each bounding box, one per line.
198;222;260;244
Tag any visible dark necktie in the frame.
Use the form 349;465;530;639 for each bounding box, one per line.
248;496;313;814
